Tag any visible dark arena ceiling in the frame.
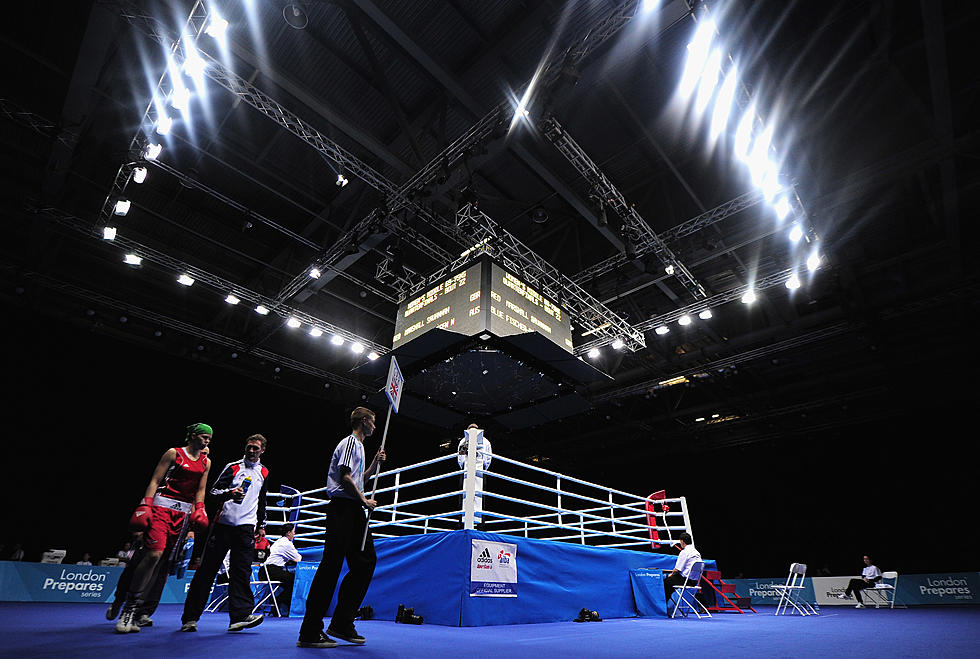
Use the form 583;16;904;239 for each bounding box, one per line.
1;0;976;468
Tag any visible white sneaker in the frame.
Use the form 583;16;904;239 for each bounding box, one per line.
115;606;140;633
136;614;153;627
179;620;198;632
855;603;865;609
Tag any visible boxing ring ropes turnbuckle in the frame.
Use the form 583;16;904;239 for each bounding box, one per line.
264;451;693;552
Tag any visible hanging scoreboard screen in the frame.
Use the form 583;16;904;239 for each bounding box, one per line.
391;257;573;354
392;261;484;349
488;262;573;353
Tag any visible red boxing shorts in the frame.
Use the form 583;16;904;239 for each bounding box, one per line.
144;505;189;551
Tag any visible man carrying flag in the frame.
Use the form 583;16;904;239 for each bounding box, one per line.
297;406;386;648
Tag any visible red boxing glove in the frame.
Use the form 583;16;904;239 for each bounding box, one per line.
129;497;153;531
190;501;208;530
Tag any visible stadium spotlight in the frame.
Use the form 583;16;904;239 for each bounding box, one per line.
351;341;365;354
123;253;142;266
331;334;344;346
789;224;804;243
806;250;823;272
225;294;240;305
698;309;713;320
170;84;191;112
611;338;625;350
678;314;692;326
155;114;173;136
710;66;738;141
144;143;162;160
177;274;195;286
678;19;716;99
733;106;755;161
286;317;301;328
182;42;207;88
255;305;270;315
785;274;801;290
665;264;675;276
336;173;348;187
309;267;321;278
367;351;380;361
587;347;600;359
102;226;117;241
655;325;670;335
741;289;757;304
773;195;791;220
113;199;131;216
132;167;147;184
204;13;229;43
309;327;323;338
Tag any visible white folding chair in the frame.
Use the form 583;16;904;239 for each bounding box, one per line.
251;563;282;616
669;561;712;619
863;571;904;608
772;563;818;616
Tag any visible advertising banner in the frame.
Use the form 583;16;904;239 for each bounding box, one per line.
812;576;856;605
469;538;518;597
727;577;817;606
0;561;121;602
629;569;668;617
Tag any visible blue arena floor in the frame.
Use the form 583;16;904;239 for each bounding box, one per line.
1;603;978;657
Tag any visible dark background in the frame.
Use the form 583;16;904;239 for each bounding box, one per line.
2;306;974;578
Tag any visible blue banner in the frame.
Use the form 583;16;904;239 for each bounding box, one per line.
729;573;980;607
629;569;668;617
0;561;120;603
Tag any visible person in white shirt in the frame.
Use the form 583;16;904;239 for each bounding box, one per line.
663;532;701;602
458;424;492;528
842;555;882;608
264;523;303;616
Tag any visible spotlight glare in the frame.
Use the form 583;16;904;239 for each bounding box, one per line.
664;264;675;276
611;338;625;350
336;174;348;187
733;106;755;161
678;314;692;326
330;334;344;346
182;43;207;88
286;317;301;328
155;114;173;136
113;199;131;216
170;84;191;111
204;14;229;43
694;48;722;115
144;143;162;160
177;274;195;286
699;309;713;320
741;289;757;304
774;195;791;220
309;327;323;337
255;305;270;315
132;167;147;184
789;224;804;242
587;347;600;359
710;66;738;141
807;250;823;272
102;226;117;241
367;351;380;361
309;267;321;278
225;294;240;305
123;253;142;266
760;166;782;202
785;274;801;290
351;341;365;354
655;325;670;335
679;19;716;99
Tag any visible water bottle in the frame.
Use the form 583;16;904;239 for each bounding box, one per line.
237;476;252;504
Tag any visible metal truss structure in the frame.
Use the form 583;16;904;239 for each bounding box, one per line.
0;98;78;148
37;205;389;355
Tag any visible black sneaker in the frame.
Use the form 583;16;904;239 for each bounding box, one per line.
228;614;264;631
326;624;366;644
105;600;122;620
296;632;338;648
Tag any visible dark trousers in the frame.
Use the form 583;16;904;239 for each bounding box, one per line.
845;578;873;603
664;571;689;603
182;523;255;623
265;564;295;616
112;546;168;616
299;498;376;639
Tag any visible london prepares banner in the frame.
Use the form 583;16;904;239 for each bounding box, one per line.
0;561;196;604
728;573;979;607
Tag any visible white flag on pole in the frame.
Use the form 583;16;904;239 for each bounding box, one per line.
384;356;404;413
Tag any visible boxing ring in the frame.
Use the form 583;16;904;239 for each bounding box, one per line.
264;449;708;626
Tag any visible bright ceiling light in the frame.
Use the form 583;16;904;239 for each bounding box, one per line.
182;43;207;88
132;167;147;184
678;19;716;99
367;351;380;361
741;289;757;304
255;305;270;315
309;327;323;338
144;143;162;160
204;14;229;43
785;274;801;290
710;66;738;141
113;199;131;216
760;166;782;202
698;309;713;320
155;114;173;136
336;174;348;187
747;124;774;186
694;48;722;115
611;338;625;350
309;267;321;278
642;0;660;13
789;224;804;243
123;253;142;266
806;250;823;272
678;314;692;326
177;274;194;286
170;84;190;112
587;347;600;359
102;226;117;241
655;325;670;335
330;334;344;346
286;317;301;328
351;341;365;354
664;264;675;276
773;195;791;220
225;294;240;305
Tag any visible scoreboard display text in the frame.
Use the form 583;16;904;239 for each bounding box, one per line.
391;258;572;353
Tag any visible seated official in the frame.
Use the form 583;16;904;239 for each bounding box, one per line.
840;555;881;608
263;523;302;616
663;532;701;602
